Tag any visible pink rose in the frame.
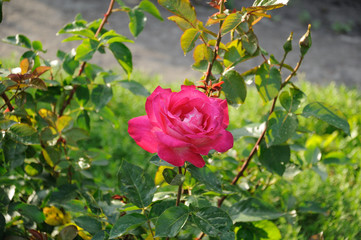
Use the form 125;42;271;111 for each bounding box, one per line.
128;85;233;168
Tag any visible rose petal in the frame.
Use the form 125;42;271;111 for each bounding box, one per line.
212;130;234;152
145;86;172;126
128;116;158;153
158;143;205;167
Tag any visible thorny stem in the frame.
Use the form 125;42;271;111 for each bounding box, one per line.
203;0;225;95
59;0;115;116
216;54;305;209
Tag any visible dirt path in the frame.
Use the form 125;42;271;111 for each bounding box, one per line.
1;0;361;87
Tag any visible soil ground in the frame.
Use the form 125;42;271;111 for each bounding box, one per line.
1;0;361;87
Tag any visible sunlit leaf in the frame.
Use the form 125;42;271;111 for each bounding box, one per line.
231;122;266;140
158;0;197;26
193;44;212;62
221;12;243;36
139;0;163;21
2;34;32;49
252;0;289;7
168;16;193;31
20;58;29;74
56;116;72;132
180;28;201;54
302;102;350;135
75;39;99;61
33;66;51;77
155;205;189;237
75;85;90;106
108;42;132;76
38;109;57;128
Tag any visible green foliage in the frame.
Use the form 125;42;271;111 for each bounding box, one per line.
0;0;358;239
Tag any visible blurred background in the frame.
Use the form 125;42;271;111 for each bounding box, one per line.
1;0;361;86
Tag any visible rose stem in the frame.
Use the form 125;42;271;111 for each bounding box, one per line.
176;166;183;207
203;0;225;95
59;0;115;116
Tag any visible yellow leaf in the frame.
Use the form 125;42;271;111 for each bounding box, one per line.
43;206;65;226
155;166;173;185
20;58;30;75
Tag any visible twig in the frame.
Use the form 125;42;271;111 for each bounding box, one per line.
176;167;183;207
1;93;14;112
59;0;115;116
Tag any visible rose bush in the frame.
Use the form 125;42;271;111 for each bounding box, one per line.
128;85;233;167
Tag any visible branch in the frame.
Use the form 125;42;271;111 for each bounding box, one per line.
59;0;115;116
1;92;14;112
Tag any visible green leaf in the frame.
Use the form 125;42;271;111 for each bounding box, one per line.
259;145;290;176
0;83;6;95
155;205;189;237
59;225;78;240
230;122;265;140
100;106;119;128
149;199;177;219
49;184;78;203
222;70;247;106
109;213;147;239
128;8;146;37
91;84;113;110
0;213;5;239
192;206;232;237
158;0;197;25
77;110;91;131
2;34;32;48
14;203;45;223
119;80;150;96
180;28;201;54
192;60;223;75
162;168;185;186
221;12;243;35
74;216;102;235
75;39;99;61
9;123;39;145
302;102;350;135
228;198;284;222
241;31;258;55
255;63;281;103
108;42;132;76
265;110;298;146
117;160;156;208
322;151;351;165
32;40;45;52
75;85;90;106
100;30;133;44
304;146;321;165
149;154;175;167
57;20;95;38
279;88;306;113
188;164;222;193
63;53;80;76
56;115;72;132
62;128;89;146
139;0;163;20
